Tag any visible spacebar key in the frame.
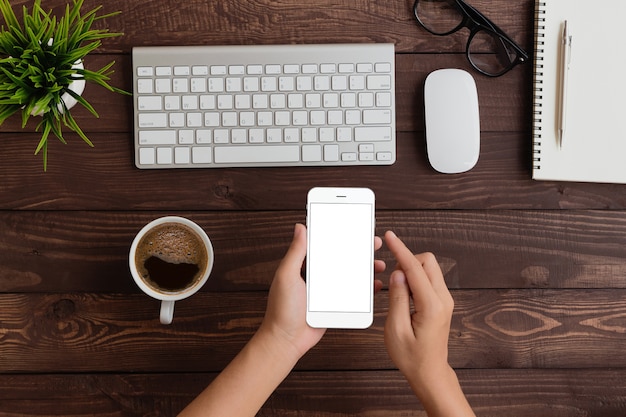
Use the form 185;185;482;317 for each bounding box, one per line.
214;145;301;164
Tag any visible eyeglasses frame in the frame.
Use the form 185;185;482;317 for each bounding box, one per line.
413;0;529;77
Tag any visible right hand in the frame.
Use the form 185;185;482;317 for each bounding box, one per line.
383;230;455;388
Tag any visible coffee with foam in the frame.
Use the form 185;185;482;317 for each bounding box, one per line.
134;222;209;293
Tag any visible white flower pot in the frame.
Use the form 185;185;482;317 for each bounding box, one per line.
31;60;86;116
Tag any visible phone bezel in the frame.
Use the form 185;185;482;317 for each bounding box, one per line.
305;187;375;329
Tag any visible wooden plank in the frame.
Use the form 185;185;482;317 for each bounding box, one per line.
1;210;626;293
1;370;626;416
1;290;625;373
29;0;533;54
2;132;626;210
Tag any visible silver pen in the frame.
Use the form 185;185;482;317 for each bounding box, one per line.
558;20;572;149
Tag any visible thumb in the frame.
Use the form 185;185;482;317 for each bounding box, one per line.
276;223;307;278
386;270;412;332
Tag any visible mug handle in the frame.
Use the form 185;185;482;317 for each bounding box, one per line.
160;300;175;325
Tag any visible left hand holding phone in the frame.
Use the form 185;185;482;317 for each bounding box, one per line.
260;223;385;359
259;223;326;358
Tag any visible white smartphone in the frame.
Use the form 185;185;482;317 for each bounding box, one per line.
306;187;375;329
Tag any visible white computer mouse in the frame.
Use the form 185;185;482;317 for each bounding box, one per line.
424;69;480;174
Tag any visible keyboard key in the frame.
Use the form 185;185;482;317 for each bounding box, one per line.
320;127;335;142
377;152;393;161
244;77;260;92
262;77;277;92
284;128;300;143
191;78;207;93
169;113;185;127
139;147;155;165
173;78;189;93
338;63;354;73
175;147;191;164
187;113;203;127
174;66;190;76
284;64;300;74
139;113;167;128
196;130;212;144
314;76;330;91
139;130;176;145
249;129;265;143
279;77;294;91
357;63;373;73
266;64;282;74
192;66;209;75
349;75;365;90
155;79;171;93
297;76;312;91
156;66;172;76
247;65;263;75
138;96;162;111
226;78;242;92
182;96;198;110
232;129;247;143
320;64;336;74
137;79;153;94
192;147;212;163
332;75;347;91
302;144;322;161
376;92;392;107
375;62;392;72
214;146;300;164
342;152;357;161
324;144;340;161
367;75;392;90
229;65;245;75
211;65;227;75
179;130;194;144
157;147;173;164
355;126;392;142
302;64;318;74
137;67;154;77
164;96;180;110
363;109;392;124
209;78;224;92
359;152;375;161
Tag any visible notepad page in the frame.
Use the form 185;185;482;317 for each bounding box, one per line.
532;0;626;184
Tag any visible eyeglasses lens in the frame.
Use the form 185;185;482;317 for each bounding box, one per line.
415;0;464;35
468;29;519;76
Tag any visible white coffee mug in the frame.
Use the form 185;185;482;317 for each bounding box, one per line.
129;216;214;324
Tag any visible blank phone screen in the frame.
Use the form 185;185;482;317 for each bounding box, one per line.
308;202;373;313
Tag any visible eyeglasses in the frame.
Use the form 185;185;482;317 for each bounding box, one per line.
413;0;529;77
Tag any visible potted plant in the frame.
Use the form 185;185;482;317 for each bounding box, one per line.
0;0;128;170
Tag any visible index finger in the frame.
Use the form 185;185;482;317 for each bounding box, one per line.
384;231;437;306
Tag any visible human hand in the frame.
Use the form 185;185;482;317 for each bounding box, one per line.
383;231;454;391
258;223;385;361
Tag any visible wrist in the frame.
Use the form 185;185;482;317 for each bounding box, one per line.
253;325;304;367
406;365;474;416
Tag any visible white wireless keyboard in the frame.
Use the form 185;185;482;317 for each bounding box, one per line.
132;43;396;168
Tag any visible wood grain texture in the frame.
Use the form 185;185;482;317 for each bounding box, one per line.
1;370;625;417
1;290;625;373
1;210;625;293
5;0;531;54
2;132;626;210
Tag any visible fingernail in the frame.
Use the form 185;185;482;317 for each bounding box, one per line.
390;270;406;285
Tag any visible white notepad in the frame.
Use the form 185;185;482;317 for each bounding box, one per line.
532;0;626;183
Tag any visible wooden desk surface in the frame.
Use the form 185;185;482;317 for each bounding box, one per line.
2;0;626;415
